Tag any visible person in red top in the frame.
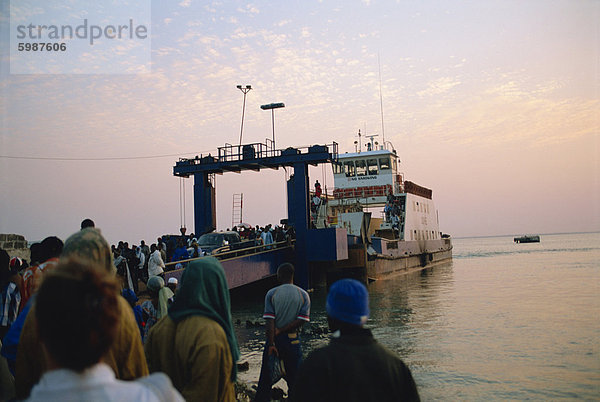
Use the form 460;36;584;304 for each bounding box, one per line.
315;180;322;198
20;237;63;309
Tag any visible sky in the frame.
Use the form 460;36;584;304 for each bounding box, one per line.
1;0;598;245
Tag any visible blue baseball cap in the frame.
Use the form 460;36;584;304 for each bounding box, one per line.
326;279;369;326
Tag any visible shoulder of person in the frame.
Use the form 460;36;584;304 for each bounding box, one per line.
294;284;311;298
136;372;185;401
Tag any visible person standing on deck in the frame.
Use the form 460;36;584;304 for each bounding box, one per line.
254;263;310;402
172;239;189;263
148;244;165;279
135;246;146;285
158;243;167;266
261;225;274;249
140;240;150;282
290;279;420;402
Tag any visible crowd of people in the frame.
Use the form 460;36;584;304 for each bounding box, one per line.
0;218;420;401
384;191;405;236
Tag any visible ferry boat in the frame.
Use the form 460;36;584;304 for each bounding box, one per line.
171;135;451;289
310;134;453;280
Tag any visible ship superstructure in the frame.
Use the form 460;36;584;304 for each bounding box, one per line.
310;135;452;280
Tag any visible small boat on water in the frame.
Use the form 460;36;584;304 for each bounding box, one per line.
514;235;540;243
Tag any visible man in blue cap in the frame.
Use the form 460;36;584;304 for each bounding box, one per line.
290;279;420;402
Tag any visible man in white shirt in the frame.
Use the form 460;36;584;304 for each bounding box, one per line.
148;244;165;278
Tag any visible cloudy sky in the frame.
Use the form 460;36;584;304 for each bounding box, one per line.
1;0;598;245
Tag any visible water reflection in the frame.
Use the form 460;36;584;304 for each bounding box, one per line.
230;261;456;390
229;234;600;400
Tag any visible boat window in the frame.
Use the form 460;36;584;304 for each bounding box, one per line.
355;160;367;176
344;161;355;177
367;159;378;175
333;162;343;174
379;157;391;170
392;158;397;172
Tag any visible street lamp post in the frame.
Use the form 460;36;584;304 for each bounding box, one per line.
237;85;252;146
260;102;285;149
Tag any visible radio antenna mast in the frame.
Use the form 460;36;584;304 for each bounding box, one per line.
378;53;386;147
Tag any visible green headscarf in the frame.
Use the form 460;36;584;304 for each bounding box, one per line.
168;257;240;381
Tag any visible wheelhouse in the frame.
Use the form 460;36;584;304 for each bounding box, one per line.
332;149;403;200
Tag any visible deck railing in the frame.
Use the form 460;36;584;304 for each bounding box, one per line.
164;239;295;271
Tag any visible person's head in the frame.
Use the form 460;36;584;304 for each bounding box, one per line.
40;236;64;262
36;257;119;372
169;258;233;325
80;218;95;230
140;240;146;246
30;243;43;265
147;275;165;297
122;288;138;307
326;279;370;331
9;257;23;275
276;263;295;284
151;244;157;252
167;277;178;292
61;228;114;275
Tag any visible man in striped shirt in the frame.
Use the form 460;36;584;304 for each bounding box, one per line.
254;263;310;402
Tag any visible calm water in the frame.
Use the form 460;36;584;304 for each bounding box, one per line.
231;232;600;400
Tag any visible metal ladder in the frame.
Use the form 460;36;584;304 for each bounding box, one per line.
231;193;243;228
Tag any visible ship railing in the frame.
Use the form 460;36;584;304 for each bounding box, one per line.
164;239;295;270
176;142;338;166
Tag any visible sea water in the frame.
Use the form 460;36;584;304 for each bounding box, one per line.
231;232;600;400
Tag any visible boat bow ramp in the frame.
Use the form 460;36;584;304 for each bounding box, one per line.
173;141;348;289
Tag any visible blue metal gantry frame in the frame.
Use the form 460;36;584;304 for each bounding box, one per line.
173;141;338;289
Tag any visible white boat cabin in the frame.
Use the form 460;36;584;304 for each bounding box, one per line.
324;146;442;242
331;149;403;204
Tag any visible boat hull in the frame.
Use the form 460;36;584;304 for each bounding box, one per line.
309;237;452;285
367;246;453;280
